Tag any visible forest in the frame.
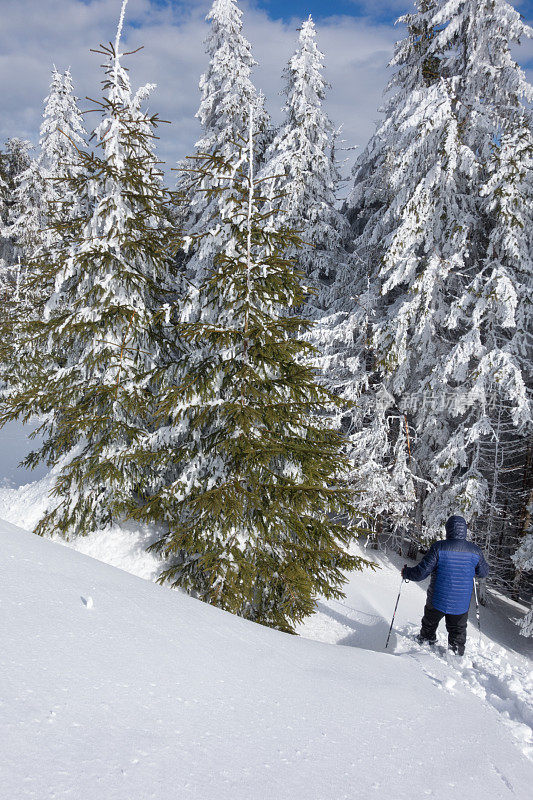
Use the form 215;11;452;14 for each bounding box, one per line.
0;0;531;636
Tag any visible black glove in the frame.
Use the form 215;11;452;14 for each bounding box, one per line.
401;564;408;579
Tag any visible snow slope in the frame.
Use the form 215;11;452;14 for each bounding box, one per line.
1;517;532;800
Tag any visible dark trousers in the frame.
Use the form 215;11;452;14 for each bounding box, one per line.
420;603;468;655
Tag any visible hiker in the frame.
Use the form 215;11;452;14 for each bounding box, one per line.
401;515;489;656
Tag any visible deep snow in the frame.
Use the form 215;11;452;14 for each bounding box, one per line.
1;516;532;800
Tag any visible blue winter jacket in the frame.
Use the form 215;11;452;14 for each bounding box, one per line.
403;516;490;615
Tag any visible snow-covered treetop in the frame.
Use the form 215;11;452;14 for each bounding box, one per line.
207;0;243;28
197;0;267;151
4;64;87;259
177;0;268;280
264;14;335;209
39;67;86;181
93;0;158;186
115;0;129;64
390;0;440;94
261;15;348;296
273;15;336;182
285;16;326;128
106;0;149;113
436;0;533;93
434;0;533;149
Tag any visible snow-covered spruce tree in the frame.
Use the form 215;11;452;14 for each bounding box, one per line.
6;67;86;269
340;0;533;569
0;147;8;227
0;149;13;389
2;66;88;360
354;3;471;400
415;1;533;586
1;69;86;398
177;0;270;282
5;157;44;269
365;42;477;546
2;147;49;390
315;2;446;548
39;67;87;235
1;67;84;335
1;70;87;403
261;15;350;311
425;120;533;584
132;110;374;633
0;7;180;538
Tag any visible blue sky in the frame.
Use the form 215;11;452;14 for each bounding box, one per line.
253;0;402;23
149;0;532;24
261;0;533;23
146;0;412;23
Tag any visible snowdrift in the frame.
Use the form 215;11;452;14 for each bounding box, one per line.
1;518;531;800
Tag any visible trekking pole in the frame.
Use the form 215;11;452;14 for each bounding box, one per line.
473;578;481;644
385;577;405;649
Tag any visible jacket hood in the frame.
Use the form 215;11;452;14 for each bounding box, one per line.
445;515;468;540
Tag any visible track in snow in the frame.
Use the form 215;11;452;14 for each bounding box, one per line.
397;624;533;761
298;543;533;765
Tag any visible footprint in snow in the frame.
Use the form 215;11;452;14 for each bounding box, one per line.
81;596;94;609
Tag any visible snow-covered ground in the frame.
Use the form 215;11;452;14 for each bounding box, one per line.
1;516;532;800
0;424;532;797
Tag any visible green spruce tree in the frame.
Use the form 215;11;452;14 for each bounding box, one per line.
133;110;374;633
0;24;180;538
